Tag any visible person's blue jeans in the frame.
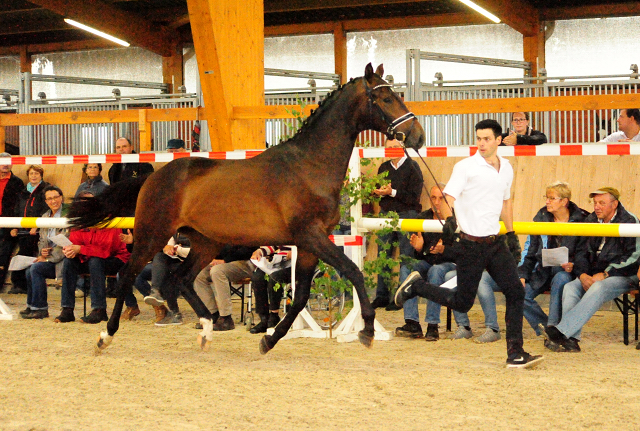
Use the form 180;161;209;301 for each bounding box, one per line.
523;268;573;335
557;275;636;340
61;256;124;310
375;210;418;300
26;261;56;310
125;262;152;307
400;260;432;322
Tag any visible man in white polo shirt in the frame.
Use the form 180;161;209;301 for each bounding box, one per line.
600;109;640;142
394;119;543;369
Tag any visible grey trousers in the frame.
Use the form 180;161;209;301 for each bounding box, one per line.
193;260;255;316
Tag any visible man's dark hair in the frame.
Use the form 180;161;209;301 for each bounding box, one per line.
624;109;640;126
43;184;63;197
475;119;502;138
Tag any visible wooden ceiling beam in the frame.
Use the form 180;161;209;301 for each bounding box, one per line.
471;0;539;36
541;3;640;21
0;39;116;56
265;0;440;13
26;0;176;56
265;12;487;36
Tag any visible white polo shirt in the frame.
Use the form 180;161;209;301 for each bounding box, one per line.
444;151;513;237
600;131;640;142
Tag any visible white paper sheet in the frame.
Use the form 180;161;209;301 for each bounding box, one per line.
8;255;37;271
250;253;291;275
542;246;569;267
50;234;72;248
440;276;457;290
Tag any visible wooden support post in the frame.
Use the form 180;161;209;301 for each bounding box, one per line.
334;23;347;85
162;46;184;94
187;0;264;151
523;22;544;79
138;109;152;152
0;126;5;153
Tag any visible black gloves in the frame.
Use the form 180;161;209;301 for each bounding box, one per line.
441;215;457;246
505;231;522;263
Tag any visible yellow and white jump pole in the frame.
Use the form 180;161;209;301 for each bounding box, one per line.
358;218;640;238
0;217;135;230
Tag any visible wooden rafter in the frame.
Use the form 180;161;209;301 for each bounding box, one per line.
265;0;440;13
0;39;116;56
541;3;640;21
471;0;539;36
26;0;176;56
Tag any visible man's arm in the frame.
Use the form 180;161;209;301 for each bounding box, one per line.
501;199;514;232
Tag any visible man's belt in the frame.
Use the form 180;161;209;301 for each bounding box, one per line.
460;232;498;244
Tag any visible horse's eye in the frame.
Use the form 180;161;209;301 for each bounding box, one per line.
383;97;393;103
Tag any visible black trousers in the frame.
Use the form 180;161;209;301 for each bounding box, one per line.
10;235;40;291
251;267;289;316
412;237;525;353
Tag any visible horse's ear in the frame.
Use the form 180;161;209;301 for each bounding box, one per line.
375;64;384;77
364;63;374;81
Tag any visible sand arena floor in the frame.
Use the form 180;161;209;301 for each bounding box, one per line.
1;288;640;431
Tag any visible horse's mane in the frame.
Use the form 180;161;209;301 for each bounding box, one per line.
280;77;362;147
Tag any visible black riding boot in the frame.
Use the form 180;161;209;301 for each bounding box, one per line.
250;314;269;334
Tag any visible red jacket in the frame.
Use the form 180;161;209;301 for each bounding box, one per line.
69;228;131;264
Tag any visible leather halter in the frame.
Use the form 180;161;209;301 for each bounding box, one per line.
365;81;417;142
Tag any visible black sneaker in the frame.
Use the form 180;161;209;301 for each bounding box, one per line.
543;338;564;352
385;301;402;311
424;323;440;341
267;312;280;328
213;315;235;331
563;337;581;353
506;352;545;369
542;325;567;344
23;309;49;319
19;307;32;318
394;271;422;307
54;307;75;323
395;320;423;338
371;297;390;309
249;320;268;334
80;308;108;324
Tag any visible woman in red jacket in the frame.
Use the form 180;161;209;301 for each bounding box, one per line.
54;192;131;324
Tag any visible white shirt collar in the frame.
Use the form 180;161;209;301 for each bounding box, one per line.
390;156;407;170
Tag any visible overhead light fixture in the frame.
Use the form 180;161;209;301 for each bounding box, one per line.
64;19;130;47
457;0;501;23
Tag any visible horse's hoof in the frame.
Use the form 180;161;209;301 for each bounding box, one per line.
358;330;374;348
259;335;274;355
95;331;113;354
197;334;212;352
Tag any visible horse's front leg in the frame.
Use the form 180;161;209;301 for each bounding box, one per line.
296;227;375;348
260;257;316;354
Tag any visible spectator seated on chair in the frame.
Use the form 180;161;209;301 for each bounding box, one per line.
21;185;69;319
8;164;49;294
0;153;24;292
74;163;109;199
249;246;292;334
543;187;640;353
500;112;548;146
54;191;131;324
142;233;190;326
107;137;154;184
193;245;255;331
519;181;589;343
599;109;640;142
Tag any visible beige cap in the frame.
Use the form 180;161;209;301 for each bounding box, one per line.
589;187;620;200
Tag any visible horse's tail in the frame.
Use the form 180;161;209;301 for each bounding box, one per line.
67;175;149;229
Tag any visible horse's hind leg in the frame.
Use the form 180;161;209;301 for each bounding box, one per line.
260;251;317;354
296;226;375;348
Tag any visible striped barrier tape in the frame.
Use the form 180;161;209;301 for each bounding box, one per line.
1;144;638;166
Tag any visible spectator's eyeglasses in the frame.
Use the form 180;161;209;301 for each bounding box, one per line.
543;196;562;201
512;118;528;123
45;195;62;202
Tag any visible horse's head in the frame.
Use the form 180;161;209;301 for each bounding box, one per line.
362;63;425;151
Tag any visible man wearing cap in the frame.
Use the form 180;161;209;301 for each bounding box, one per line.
166;139;187;153
107;137;154;184
0;153;25;290
600;109;640;142
544;187;640;352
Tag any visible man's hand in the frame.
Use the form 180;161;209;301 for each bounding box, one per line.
209;259;224;266
9;229;17;237
561;262;574;273
373;184;392;196
502;132;517;146
430;239;444;255
520;278;526;287
441;215;457;246
505;231;521;263
409;233;424;252
120;229;133;244
579;273;595;291
251;249;263;260
41;247;52;258
29;227;37;235
163;244;177;256
592;272;606;282
35;255;47;263
62;244;81;259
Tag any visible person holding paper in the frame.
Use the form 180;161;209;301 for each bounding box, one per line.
544;187;640;352
395;119;543;368
519;181;589;343
20;186;69;319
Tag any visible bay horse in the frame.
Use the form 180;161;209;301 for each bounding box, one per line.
68;63;425;354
